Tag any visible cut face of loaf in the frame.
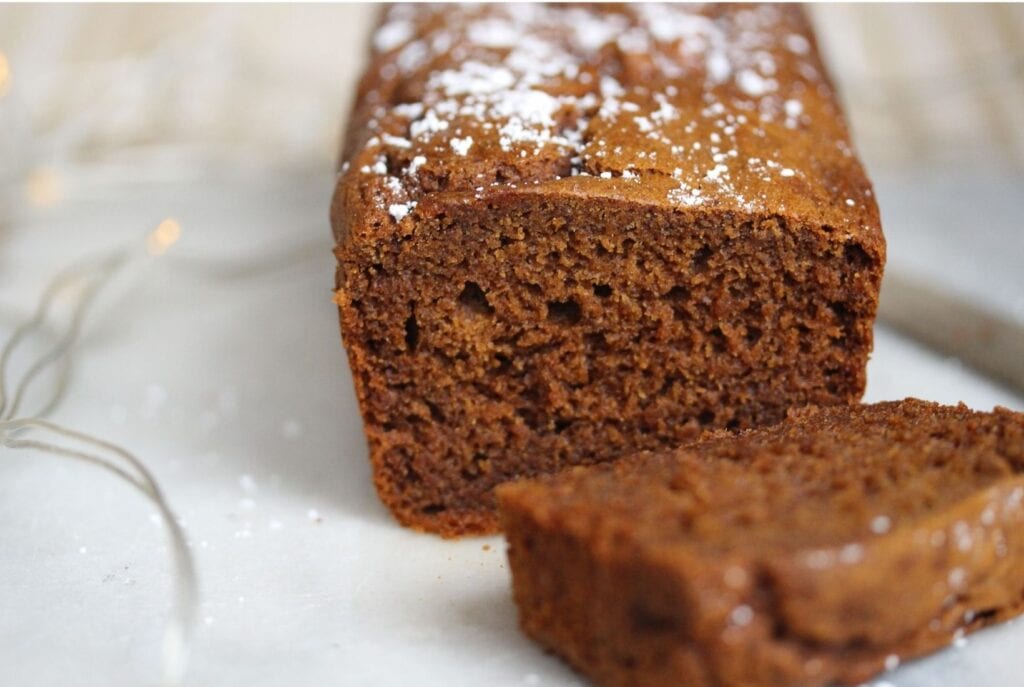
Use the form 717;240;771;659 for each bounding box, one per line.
331;4;885;536
497;399;1024;687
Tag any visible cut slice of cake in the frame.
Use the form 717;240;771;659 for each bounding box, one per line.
498;399;1024;687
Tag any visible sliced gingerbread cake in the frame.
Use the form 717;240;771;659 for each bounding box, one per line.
498;399;1024;687
332;3;885;535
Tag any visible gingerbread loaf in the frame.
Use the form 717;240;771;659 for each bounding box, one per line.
497;399;1024;687
331;4;884;536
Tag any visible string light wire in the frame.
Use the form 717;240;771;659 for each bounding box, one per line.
0;250;128;421
0;223;194;687
1;219;323;685
0;418;198;686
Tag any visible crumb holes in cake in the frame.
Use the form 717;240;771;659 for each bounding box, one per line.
585;332;607;352
829;300;854;327
404;313;419;352
664;285;690;301
516;406;540;431
658;375;681;395
547;299;582;325
728;283;748;301
745;326;762;345
691;245;712;272
797;324;812;354
421;504;446;515
425;400;445;423
593;283;613;298
665;286;691;321
710;326;727;354
461;453;490;481
824;367;842;394
494;163;521;183
553;418;573;434
392;446;421;483
494;353;512;374
697;409;716;426
418;170;451;193
458;281;494;316
843;241;872;270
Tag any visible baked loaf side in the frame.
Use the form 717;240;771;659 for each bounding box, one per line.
332;3;885;536
498;399;1024;687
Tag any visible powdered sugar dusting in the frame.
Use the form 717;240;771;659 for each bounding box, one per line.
356;4;839;222
374;20;414;53
407;155;427;175
381;133;412;149
388;202;416;222
737;69;777;97
870;515;892;534
431;61;517;97
450;137;474;156
785;33;811;55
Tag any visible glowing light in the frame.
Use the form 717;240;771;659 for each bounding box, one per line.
0;52;9;96
147;218;182;255
25;167;63;207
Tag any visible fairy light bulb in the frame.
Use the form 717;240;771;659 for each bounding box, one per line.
25;167;63;207
148;218;182;256
0;52;10;97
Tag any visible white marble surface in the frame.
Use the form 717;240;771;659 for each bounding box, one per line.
0;169;1022;687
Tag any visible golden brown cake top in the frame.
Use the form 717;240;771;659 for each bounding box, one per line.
337;3;880;243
